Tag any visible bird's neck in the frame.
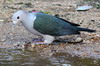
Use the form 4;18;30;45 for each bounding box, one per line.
21;13;36;29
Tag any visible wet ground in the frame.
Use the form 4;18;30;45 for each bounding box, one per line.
0;46;100;66
0;0;100;66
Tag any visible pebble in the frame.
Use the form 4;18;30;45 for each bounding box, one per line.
0;19;4;22
62;64;71;66
75;37;83;42
91;20;95;22
76;5;93;11
67;37;83;43
24;3;32;7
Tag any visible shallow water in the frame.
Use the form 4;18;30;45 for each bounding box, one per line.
0;48;100;66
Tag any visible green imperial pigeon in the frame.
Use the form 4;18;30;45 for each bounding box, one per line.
12;10;96;44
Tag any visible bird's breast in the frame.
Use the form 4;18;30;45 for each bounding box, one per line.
22;17;43;36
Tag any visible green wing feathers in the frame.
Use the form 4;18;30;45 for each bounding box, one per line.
34;13;80;36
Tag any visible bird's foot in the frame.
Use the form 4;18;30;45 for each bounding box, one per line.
32;38;49;45
34;42;49;45
32;38;43;42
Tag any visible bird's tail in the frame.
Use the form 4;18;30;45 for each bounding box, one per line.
77;27;96;32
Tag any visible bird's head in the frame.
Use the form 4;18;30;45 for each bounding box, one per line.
12;10;28;25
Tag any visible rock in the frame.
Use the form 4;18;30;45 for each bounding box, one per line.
91;20;95;22
66;36;83;43
74;37;83;43
24;3;32;7
0;19;4;22
16;2;24;5
76;5;93;11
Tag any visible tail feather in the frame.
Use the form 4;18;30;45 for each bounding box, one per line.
77;27;96;32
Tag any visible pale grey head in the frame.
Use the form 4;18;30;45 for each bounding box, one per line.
12;10;29;25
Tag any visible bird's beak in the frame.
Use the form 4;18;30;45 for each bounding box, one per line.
12;21;18;25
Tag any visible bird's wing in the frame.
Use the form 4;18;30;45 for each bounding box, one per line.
56;17;80;26
33;13;80;36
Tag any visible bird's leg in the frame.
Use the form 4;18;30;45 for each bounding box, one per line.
43;35;55;44
32;35;55;44
32;36;43;43
32;38;45;44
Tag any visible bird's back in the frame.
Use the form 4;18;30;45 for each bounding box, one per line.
33;13;80;36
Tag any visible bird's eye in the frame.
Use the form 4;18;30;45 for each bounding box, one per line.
17;16;20;19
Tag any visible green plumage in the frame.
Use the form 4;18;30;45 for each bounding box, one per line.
33;13;79;36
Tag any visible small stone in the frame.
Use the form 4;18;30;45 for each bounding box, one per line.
75;37;83;42
76;48;80;50
67;37;83;43
16;2;24;5
31;43;35;48
55;4;62;6
0;19;4;22
62;64;71;66
91;20;95;22
24;3;32;7
96;15;100;17
52;3;62;6
1;38;6;42
96;4;100;9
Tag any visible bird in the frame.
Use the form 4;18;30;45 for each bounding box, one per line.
12;10;96;44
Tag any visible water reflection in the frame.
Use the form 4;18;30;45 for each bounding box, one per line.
0;48;100;66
